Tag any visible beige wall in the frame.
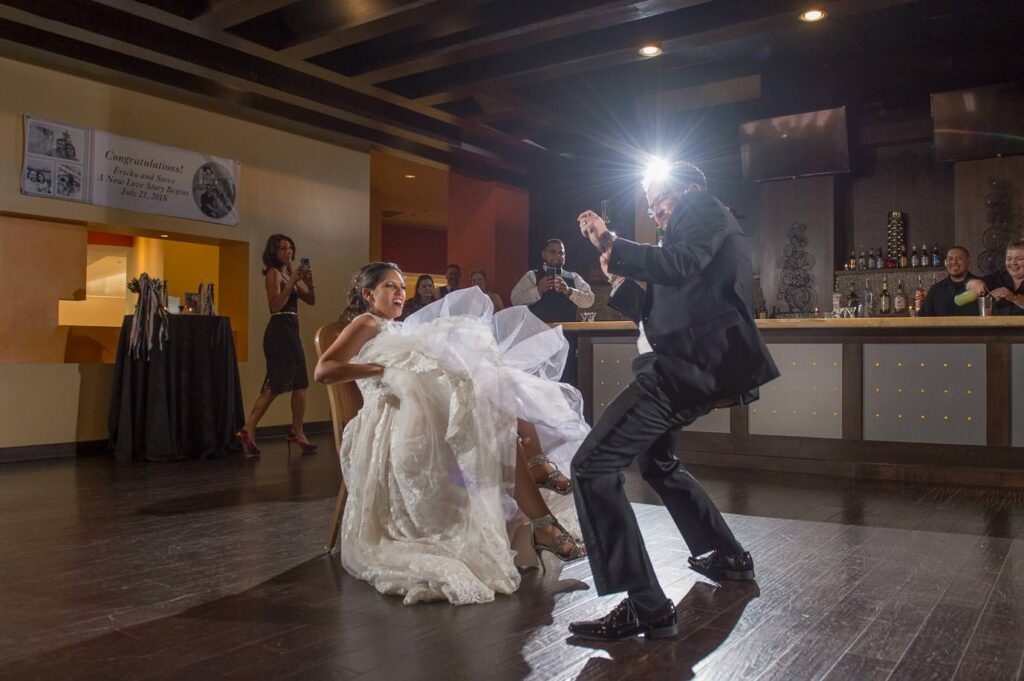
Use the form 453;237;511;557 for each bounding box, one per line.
0;56;370;448
162;239;220;305
0;216;85;363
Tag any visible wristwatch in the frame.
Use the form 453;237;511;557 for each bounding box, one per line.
598;230;617;253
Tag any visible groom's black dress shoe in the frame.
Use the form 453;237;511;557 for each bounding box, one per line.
569;598;677;641
688;550;755;581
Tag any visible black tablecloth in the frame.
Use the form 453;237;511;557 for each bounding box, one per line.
109;315;244;461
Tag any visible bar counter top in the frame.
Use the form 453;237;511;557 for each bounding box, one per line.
566;313;1024;487
559;317;1024;332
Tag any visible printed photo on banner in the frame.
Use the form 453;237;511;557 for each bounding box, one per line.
193;162;237;219
23;159;54;195
56;163;84;200
21;116;88;202
26;119;85;162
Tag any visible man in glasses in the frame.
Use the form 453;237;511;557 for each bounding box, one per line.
569;160;778;641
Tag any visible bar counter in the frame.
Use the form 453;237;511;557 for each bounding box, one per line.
563;317;1024;487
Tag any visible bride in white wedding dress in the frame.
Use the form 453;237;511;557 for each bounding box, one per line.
314;263;589;605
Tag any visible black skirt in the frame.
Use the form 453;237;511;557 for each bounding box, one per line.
262;314;309;395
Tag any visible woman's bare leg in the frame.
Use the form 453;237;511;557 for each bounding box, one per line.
290;388;307;437
243;389;276;435
513;438;583;559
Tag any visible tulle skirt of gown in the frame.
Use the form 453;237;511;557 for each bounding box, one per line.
338;288;589;605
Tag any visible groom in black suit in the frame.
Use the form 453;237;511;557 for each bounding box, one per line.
569;161;779;640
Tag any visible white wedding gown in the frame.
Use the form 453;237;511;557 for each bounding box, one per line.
338;288;589;605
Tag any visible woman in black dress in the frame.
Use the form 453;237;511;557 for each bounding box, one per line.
399;273;435;319
237;234;317;456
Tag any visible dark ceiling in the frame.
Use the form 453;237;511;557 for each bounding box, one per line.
1;0;1021;185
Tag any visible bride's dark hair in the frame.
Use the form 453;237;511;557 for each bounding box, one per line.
343;262;404;321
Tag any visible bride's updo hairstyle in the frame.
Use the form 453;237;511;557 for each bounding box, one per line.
343;262;404;321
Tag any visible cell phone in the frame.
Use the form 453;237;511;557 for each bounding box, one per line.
300;257;311;269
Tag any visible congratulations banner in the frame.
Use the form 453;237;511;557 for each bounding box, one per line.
21;116;240;226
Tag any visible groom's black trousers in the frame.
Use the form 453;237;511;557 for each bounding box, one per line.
571;354;744;596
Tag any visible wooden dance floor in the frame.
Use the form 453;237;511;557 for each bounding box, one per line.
2;434;1024;680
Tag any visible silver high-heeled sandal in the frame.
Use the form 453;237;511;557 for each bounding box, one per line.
527;455;573;495
531;515;586;573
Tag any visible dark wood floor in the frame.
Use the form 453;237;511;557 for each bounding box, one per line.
2;435;1024;681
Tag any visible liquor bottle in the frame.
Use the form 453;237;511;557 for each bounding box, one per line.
832;277;843;310
879;276;892;314
914;273;927;312
931;243;941;267
860;280;874;318
910;244;919;268
886;248;897;268
898;245;908;269
848;250;857;270
893;279;907;314
858;247;867;271
866;249;876;270
756;300;768;319
847;282;859;309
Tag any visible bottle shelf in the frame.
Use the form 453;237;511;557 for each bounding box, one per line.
835;266;944;275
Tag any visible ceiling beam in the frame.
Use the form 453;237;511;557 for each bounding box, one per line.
281;0;494;61
0;27;531;186
0;5;536;181
408;0;918;106
0;0;550;168
193;0;297;31
355;0;710;85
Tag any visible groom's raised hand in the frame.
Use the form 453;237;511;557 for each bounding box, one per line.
577;210;608;249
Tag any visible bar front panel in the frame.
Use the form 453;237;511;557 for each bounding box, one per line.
1014;344;1024;448
590;339;730;433
749;344;843;439
591;343;636;424
862;344;986;446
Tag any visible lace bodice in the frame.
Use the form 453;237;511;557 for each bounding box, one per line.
352;313;399;396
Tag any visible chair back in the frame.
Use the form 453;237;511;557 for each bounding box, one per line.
314;320;364;453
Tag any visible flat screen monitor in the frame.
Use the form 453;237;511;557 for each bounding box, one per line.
931;82;1024;162
739;106;850;182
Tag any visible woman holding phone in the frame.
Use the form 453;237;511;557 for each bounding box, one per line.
237;234;317;456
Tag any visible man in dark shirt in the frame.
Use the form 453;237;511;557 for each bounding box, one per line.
967;240;1024;315
437;263;461;298
920;246;978;316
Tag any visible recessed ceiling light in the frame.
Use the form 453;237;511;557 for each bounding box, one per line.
637;44;662;58
404;174;416;179
799;9;826;22
159;234;169;238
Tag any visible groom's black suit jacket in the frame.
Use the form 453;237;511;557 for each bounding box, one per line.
607;189;779;406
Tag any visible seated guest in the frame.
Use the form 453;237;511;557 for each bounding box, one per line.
400;274;436;319
469;269;505;311
510;239;595;323
967;240;1024;315
437;263;461;297
919;246;978;316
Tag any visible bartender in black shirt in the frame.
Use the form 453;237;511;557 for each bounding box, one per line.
919;246;979;316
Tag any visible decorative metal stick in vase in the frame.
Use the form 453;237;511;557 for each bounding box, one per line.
197;283;216;315
126;273;168;359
